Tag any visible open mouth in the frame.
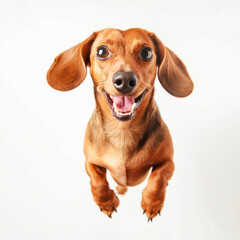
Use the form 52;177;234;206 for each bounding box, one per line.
103;89;147;121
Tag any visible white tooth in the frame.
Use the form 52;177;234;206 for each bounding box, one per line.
110;95;113;100
113;102;117;111
131;103;136;113
116;111;129;117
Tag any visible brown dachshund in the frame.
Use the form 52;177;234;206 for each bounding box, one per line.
47;28;193;221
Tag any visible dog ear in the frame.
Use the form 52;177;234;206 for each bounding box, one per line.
47;33;97;91
151;34;193;97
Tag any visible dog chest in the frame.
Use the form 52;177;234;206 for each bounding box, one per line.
102;152;128;186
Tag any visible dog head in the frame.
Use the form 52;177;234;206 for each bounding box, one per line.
47;28;193;121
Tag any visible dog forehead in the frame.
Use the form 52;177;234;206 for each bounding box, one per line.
123;28;151;41
94;28;124;46
92;28;153;50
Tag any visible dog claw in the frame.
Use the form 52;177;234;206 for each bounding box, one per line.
100;208;102;212
114;209;117;212
108;214;112;218
148;218;153;222
143;210;146;214
158;210;161;216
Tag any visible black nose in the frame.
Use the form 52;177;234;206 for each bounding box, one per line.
112;71;138;94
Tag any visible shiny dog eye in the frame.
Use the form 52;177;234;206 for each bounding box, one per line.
96;46;110;60
139;47;153;61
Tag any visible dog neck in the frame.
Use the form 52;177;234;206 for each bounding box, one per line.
92;88;159;156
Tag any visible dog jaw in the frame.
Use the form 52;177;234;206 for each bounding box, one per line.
102;89;147;121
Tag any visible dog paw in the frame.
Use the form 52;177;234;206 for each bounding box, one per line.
95;191;119;218
116;185;128;195
141;188;164;221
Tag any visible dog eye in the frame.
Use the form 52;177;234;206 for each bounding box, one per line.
96;46;110;60
139;47;153;61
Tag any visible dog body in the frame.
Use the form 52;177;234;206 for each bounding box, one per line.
47;28;193;220
84;97;172;187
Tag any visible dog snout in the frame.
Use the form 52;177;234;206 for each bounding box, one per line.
112;71;138;94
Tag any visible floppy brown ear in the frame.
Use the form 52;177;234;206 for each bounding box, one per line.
47;33;96;91
151;34;193;97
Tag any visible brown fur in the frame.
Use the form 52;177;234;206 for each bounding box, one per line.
47;28;193;220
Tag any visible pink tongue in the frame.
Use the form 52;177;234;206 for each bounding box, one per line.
113;96;135;113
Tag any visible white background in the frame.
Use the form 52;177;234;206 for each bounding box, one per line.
0;0;240;239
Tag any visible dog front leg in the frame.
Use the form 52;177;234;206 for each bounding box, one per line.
85;162;119;217
141;160;174;221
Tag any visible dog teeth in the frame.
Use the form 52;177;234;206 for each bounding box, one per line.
113;102;135;117
116;112;132;117
131;103;136;112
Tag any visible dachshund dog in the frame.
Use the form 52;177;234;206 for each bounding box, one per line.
47;28;193;221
